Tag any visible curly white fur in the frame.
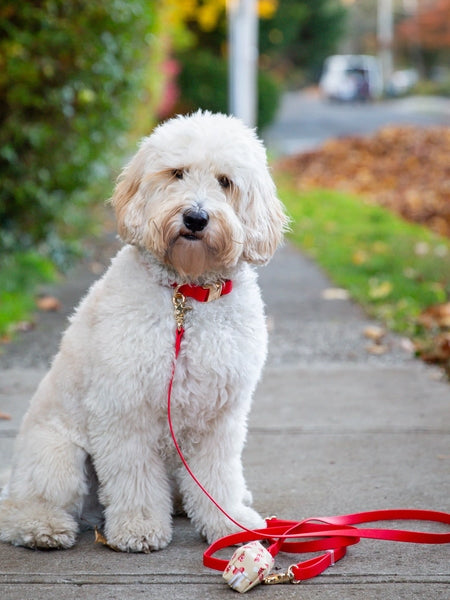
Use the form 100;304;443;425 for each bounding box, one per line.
0;111;288;552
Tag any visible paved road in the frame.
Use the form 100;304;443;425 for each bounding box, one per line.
264;90;450;155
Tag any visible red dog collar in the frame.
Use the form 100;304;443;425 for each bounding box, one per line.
172;280;232;303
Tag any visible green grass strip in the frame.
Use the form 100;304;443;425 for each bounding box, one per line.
278;181;450;337
0;252;57;338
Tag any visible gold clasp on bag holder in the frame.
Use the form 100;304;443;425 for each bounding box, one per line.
264;565;300;585
172;288;192;331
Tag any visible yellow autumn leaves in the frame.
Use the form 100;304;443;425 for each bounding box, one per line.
165;0;278;32
352;242;393;299
352;241;389;266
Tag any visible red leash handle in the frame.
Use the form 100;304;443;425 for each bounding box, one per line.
204;509;450;582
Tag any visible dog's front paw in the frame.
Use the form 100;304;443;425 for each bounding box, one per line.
105;517;172;553
201;506;266;544
0;499;78;549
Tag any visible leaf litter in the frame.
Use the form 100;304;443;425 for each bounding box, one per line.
278;125;450;374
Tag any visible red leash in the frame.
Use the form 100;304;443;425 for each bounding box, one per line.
169;282;254;533
168;326;249;530
168;286;450;591
204;510;450;585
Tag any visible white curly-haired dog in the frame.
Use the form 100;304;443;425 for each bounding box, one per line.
0;111;287;552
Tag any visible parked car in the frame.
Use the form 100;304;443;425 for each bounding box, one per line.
319;55;383;101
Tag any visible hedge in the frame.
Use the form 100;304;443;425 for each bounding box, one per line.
175;48;281;131
0;1;157;262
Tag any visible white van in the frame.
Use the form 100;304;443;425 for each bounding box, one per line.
319;55;383;101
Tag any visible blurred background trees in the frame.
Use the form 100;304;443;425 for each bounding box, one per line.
171;0;346;125
259;0;347;85
0;0;159;263
396;0;450;87
341;0;450;95
1;1;448;337
0;0;348;264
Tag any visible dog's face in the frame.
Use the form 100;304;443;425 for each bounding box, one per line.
111;111;288;280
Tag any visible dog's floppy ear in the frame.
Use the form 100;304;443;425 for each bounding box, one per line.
241;170;289;264
110;144;149;246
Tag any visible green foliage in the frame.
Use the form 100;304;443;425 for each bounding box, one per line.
413;78;450;98
260;1;309;57
176;50;229;116
0;0;157;259
260;0;348;81
279;181;450;336
0;251;57;337
257;69;281;131
172;2;287;129
175;49;281;130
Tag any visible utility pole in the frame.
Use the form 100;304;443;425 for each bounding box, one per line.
377;0;394;90
227;0;258;128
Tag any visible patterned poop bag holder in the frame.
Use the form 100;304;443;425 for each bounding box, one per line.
222;541;275;593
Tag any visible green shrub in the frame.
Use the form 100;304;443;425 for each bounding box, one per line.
175;49;281;130
257;69;281;130
176;50;229;116
413;78;450;97
0;251;57;337
0;0;157;261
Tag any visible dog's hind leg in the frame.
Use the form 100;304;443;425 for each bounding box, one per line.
0;426;88;549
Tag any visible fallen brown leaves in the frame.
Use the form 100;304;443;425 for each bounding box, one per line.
416;303;450;368
417;332;450;366
418;302;450;329
279;125;450;237
94;528;120;552
36;295;61;312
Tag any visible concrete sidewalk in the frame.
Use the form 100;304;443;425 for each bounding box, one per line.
1;243;449;599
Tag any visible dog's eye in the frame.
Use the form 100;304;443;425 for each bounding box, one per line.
172;169;184;180
218;175;232;189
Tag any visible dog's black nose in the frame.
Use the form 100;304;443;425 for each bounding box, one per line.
183;208;209;232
